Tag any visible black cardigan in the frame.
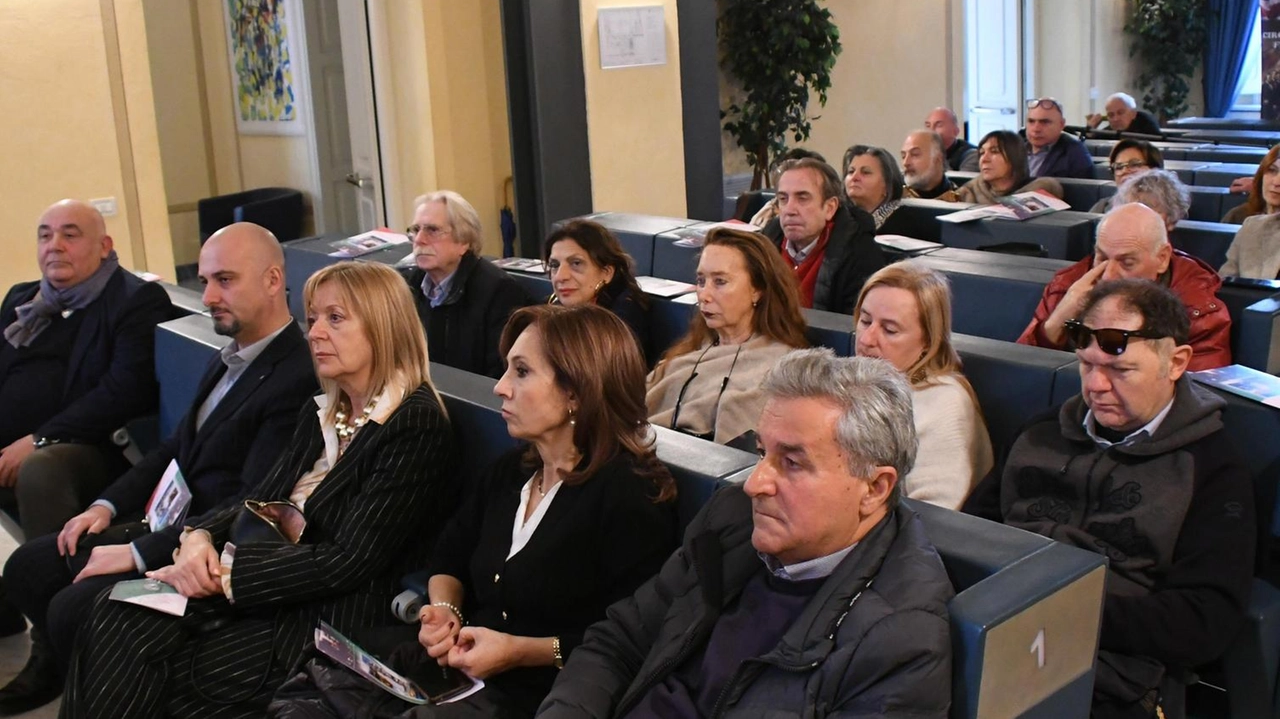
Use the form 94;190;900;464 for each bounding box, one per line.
429;446;678;714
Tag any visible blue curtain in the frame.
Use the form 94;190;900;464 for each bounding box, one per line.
1204;0;1258;117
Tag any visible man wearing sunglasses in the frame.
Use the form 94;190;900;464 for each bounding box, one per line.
968;279;1255;718
1024;97;1095;179
1018;203;1231;371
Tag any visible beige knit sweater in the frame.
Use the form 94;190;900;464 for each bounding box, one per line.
646;336;795;445
904;374;994;510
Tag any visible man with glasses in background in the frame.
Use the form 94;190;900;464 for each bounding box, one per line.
1025;97;1095;179
966;278;1254;718
1017;203;1231;371
400;190;530;378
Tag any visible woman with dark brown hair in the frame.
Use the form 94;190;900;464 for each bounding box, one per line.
646;227;809;444
542;220;651;361
956;130;1064;204
270;303;677;718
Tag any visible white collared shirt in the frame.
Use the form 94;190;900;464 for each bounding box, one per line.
508;473;563;560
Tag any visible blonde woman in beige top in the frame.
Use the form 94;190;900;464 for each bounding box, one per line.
854;263;993;509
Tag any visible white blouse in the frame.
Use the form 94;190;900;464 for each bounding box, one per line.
508;473;562;560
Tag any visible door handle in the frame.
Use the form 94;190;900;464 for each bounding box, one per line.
345;172;367;188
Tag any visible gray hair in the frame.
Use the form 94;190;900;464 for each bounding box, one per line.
1112;169;1190;229
761;348;917;508
1108;92;1138;109
413;190;484;255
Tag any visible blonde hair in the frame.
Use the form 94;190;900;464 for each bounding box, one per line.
854;263;964;386
303;261;437;421
414;190;484;255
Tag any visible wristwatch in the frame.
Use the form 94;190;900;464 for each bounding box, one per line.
32;436;61;450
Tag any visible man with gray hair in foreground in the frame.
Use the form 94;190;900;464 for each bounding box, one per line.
537;349;954;718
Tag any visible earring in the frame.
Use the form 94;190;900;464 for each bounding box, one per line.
593;280;606;294
569;407;576;427
751;299;759;308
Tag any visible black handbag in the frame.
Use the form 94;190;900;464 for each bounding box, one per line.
63;521;149;577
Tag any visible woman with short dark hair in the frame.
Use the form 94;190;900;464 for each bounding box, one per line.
1090;140;1165;214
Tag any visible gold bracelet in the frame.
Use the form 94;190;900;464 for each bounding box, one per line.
551;635;564;669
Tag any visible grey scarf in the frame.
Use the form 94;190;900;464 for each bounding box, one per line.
4;250;121;348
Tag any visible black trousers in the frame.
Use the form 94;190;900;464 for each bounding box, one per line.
3;531;139;669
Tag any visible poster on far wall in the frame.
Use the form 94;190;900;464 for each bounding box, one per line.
223;0;309;135
1263;0;1280;120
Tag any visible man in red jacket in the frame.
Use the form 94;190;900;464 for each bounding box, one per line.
1018;203;1231;371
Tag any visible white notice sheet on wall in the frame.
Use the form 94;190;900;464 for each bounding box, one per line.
598;6;666;69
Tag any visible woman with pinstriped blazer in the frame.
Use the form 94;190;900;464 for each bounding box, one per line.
60;262;461;719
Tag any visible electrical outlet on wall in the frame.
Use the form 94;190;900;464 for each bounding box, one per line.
89;197;118;217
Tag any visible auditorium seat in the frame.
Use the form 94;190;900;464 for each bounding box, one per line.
953;335;1078;454
939;211;1098;261
909;255;1058;342
1194;163;1263;189
907;499;1106;719
1169;220;1237;269
282;234;411;320
878;198;975;242
1055;178;1118;212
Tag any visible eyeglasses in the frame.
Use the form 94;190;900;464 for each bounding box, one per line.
1063;319;1167;355
406;224;452;241
1110;160;1148;173
1026;97;1063;113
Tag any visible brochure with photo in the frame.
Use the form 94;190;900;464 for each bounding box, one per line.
938;190;1069;223
314;622;481;706
1190;364;1280;408
146;460;191;532
636;276;696;297
491;257;547;274
109;579;188;617
329;230;409;258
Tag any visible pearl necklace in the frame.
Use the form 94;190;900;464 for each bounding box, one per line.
335;403;375;442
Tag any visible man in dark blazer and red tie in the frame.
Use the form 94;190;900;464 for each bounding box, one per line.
0;223;318;715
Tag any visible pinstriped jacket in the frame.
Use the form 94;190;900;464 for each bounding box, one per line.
193;383;459;653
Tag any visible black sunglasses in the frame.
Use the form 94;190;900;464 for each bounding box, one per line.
1063;319;1167;355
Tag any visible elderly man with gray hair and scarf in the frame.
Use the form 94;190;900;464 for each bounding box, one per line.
0;199;172;558
966;278;1255;719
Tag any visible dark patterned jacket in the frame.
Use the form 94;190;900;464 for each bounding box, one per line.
967;376;1255;697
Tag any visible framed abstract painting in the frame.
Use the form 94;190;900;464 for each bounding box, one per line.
223;0;309;135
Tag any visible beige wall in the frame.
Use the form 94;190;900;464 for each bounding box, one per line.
580;0;688;217
728;0;960;179
0;0;174;291
1031;0;1203;124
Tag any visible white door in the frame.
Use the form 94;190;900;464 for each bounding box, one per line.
965;0;1022;140
300;0;361;236
336;0;385;231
